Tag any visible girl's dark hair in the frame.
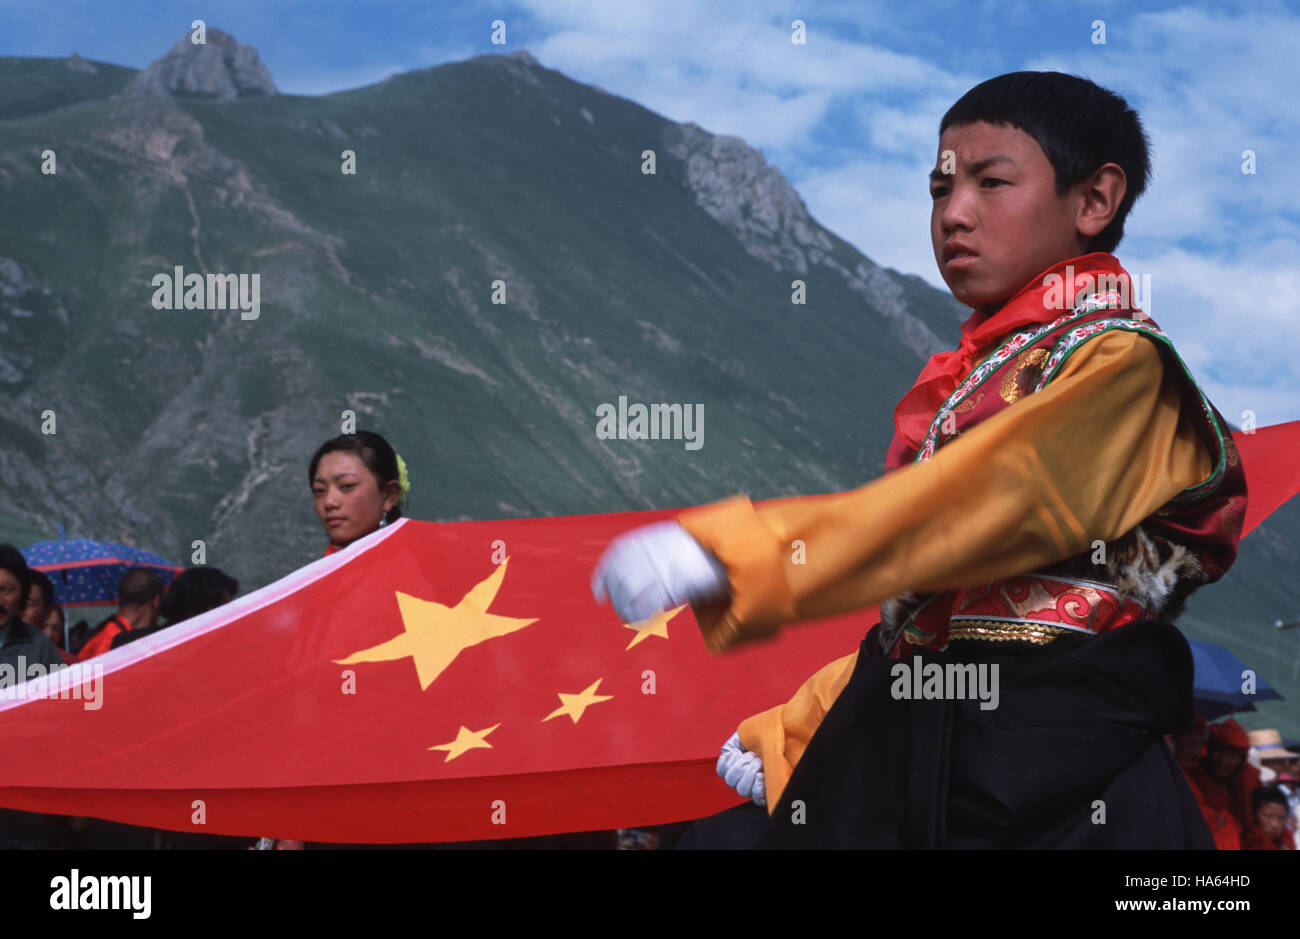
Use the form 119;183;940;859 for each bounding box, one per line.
308;430;403;523
940;71;1151;255
160;566;239;625
0;543;32;612
29;569;54;608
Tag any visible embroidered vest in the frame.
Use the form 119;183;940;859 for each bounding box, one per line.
879;291;1247;655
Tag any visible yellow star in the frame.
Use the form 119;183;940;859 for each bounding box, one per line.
334;558;537;690
429;723;500;762
623;604;686;650
543;679;613;724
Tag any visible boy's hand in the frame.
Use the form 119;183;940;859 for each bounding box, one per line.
590;521;729;625
717;731;766;806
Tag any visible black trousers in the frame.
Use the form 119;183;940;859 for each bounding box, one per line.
685;620;1214;849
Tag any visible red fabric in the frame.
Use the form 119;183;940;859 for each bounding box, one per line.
1244;824;1294;850
1235;420;1300;537
75;615;129;662
1186;757;1262;851
888;252;1129;463
1209;717;1251;750
0;512;875;842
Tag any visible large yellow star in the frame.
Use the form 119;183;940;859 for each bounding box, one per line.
334;558;537;690
429;723;500;762
543;679;613;724
623;604;686;650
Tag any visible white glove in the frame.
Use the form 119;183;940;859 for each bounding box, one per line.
717;731;766;806
590;521;729;625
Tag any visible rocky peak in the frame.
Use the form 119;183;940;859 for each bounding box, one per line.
468;49;545;90
122;27;277;100
662;120;949;359
64;53;98;75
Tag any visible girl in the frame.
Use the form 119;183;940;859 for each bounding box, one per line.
309;431;409;555
258;431;409;850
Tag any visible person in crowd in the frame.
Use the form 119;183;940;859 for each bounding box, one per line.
1244;786;1295;850
1184;718;1262;850
75;568;164;661
310;430;408;555
255;431;410;850
0;545;65;678
1249;728;1300;836
22;569;73;665
290;432;614;849
1167;716;1206;774
0;545;71;847
77;567;240;849
1248;728;1299;781
111;567;238;650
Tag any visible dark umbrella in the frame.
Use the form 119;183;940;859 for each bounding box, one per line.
1189;639;1284;719
20;528;181;649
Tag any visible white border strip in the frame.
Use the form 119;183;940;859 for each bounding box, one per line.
0;519;411;713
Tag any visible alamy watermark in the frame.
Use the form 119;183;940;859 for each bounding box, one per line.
0;658;104;710
890;655;999;710
595;395;703;450
151;265;260;320
1042;264;1152;316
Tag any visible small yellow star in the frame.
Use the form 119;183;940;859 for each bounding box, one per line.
543;679;613;724
429;723;501;762
623;604;686;650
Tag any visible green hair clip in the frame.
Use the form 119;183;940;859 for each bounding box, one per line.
396;453;410;503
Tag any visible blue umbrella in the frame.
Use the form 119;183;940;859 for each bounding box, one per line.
21;529;182;650
1189;639;1284;719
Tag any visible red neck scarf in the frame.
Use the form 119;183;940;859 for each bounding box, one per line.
885;252;1132;470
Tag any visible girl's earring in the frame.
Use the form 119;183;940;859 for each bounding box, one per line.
379;515;387;528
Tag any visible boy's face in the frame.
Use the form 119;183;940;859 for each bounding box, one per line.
930;121;1092;310
1257;801;1288;841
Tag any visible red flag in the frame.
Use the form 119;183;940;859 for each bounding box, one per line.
0;510;873;842
1234;421;1300;536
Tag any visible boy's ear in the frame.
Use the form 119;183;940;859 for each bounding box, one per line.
1075;162;1127;241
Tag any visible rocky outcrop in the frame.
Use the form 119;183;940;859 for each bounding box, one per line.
662;121;949;359
64;53;98;75
122;27;277;100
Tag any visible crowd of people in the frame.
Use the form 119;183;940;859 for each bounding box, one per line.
0;547;245;848
1168;718;1300;850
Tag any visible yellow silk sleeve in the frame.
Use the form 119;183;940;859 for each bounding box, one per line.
679;328;1213;653
737;651;858;812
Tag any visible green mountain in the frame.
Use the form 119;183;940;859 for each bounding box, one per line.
0;37;1296;735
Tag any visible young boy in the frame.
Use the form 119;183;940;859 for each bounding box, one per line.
1246;786;1295;850
592;71;1245;848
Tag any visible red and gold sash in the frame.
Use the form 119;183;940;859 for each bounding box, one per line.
879;254;1246;653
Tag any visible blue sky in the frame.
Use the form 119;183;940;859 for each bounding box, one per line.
3;0;1298;424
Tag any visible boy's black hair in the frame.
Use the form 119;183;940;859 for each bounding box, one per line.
940;71;1151;254
1252;785;1289;814
159;566;239;625
117;568;165;607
